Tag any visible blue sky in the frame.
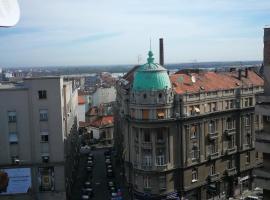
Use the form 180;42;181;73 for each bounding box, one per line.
0;0;270;67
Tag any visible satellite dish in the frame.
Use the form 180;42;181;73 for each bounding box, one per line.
191;75;196;83
0;0;20;27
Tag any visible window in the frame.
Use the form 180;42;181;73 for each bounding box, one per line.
134;129;139;142
244;98;249;107
246;152;250;164
159;93;162;98
38;90;47;99
156;154;165;166
249;97;253;106
192;168;198;182
143;176;151;189
9;132;18;144
159;175;166;190
246;133;251;145
212;102;217;111
226;117;235;130
142;109;149;120
143;155;152;166
227;158;234;169
256;152;259;160
228;135;235;149
157;129;164;142
229;100;234;109
156;109;165;119
191;145;199;160
41;135;49;142
8;111;16;122
143;94;147;99
209;120;216;133
211;140;218;154
143;129;150;142
131;109;135;119
38;167;55;191
40;109;48;121
210;163;216;175
190;124;198;139
245;115;250;126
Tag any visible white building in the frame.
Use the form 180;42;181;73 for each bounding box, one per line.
92;86;116;106
0;76;79;200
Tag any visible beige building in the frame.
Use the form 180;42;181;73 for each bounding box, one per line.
255;27;270;199
0;77;79;200
115;50;264;199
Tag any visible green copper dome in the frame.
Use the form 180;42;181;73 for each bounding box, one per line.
133;51;171;91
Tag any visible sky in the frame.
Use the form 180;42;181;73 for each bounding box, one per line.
0;0;270;67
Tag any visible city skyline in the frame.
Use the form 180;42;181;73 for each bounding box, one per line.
0;0;270;67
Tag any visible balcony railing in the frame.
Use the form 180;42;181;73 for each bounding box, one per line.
225;167;237;176
141;164;153;170
226;146;237;155
208;132;218;140
208;152;219;160
141;142;152;149
208;173;220;182
224;129;236;137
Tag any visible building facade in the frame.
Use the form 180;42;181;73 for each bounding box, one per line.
115;51;264;200
0;77;79;200
255;27;270;199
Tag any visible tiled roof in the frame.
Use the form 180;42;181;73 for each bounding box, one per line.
78;95;86;105
170;70;263;94
90;116;114;128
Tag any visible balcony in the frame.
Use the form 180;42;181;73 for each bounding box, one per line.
254;167;270;191
225;167;237;176
141;164;153;171
208;152;219;160
224;129;236;137
256;94;270;104
256;130;270;153
155;164;167;171
208;132;218;140
208;173;220;182
226;146;237;155
141;142;152;149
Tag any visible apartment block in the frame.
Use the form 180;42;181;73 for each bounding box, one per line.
115;50;264;200
0;77;79;200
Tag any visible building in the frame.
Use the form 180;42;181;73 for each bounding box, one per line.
78;94;86;122
255;27;270;199
115;49;264;199
92;86;116;106
0;77;79;200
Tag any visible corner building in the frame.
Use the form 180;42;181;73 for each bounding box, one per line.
115;51;264;199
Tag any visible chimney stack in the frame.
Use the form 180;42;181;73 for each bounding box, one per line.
238;69;242;80
159;38;164;66
245;68;248;78
264;27;270;66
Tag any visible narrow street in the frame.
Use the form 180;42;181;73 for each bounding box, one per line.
71;147;130;200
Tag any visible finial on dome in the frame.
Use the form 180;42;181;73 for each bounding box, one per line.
147;50;154;63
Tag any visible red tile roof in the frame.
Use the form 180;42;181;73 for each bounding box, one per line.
170;70;263;94
78;95;86;105
90;116;114;128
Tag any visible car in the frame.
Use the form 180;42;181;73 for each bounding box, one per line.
87;160;94;167
82;187;93;197
107;181;115;189
105;158;111;164
81;194;90;200
104;149;111;156
106;164;113;169
84;181;92;188
107;169;114;177
80;145;91;154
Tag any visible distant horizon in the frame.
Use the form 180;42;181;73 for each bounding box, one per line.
1;60;262;70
